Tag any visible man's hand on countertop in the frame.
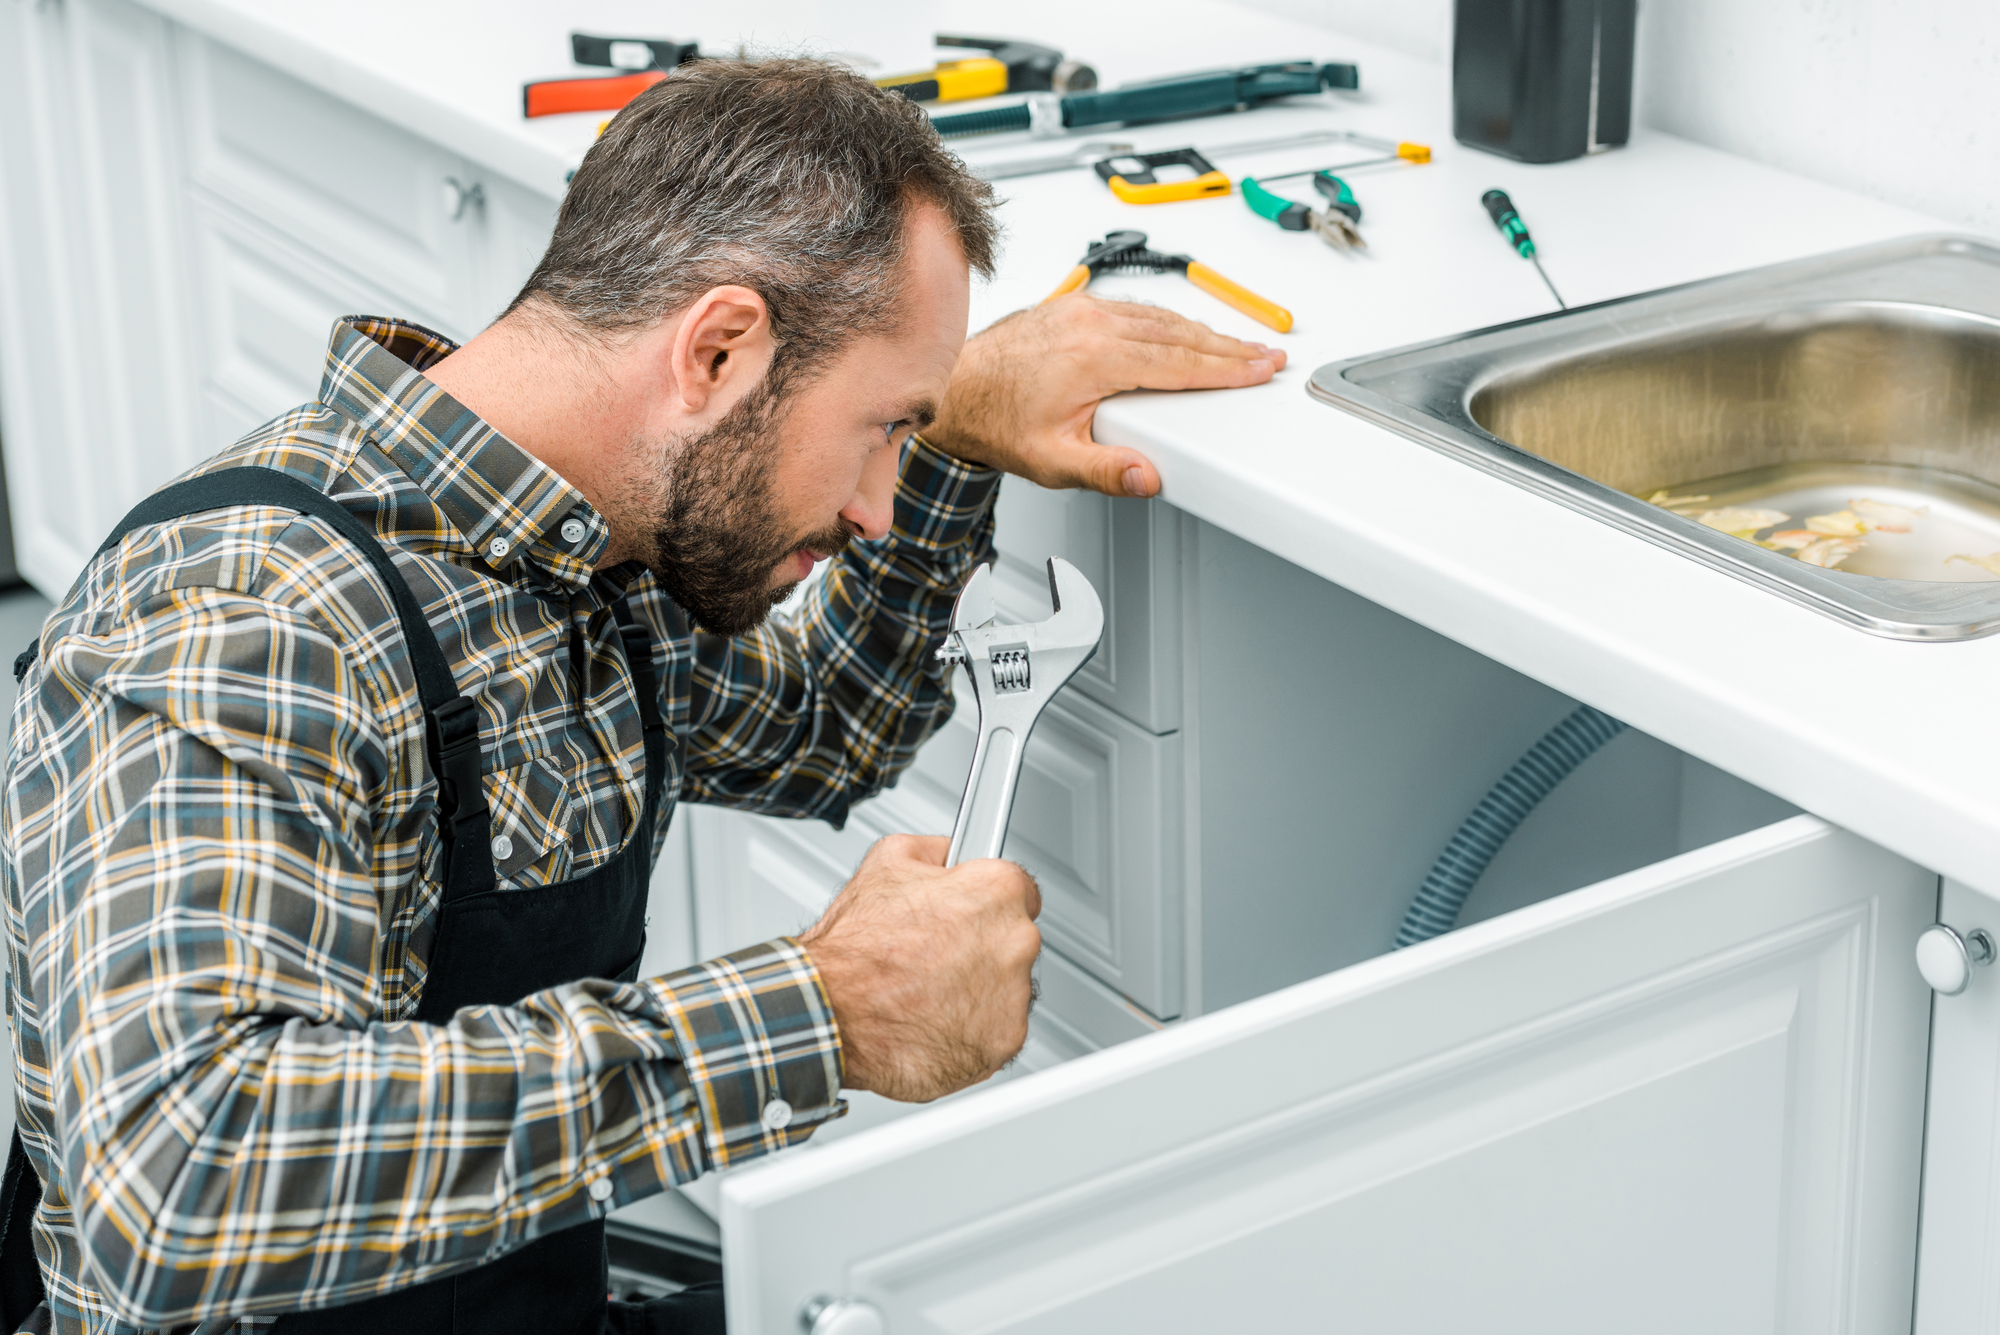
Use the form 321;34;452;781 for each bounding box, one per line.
799;834;1042;1103
925;294;1285;499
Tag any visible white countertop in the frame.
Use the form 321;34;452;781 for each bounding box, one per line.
142;0;2000;896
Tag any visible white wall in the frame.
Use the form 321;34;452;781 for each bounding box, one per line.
1234;0;2000;234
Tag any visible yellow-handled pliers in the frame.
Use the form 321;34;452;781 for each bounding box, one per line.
1043;230;1293;333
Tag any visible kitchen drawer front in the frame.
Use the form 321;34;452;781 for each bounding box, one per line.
186;198;407;423
893;681;1185;1019
174;32;478;335
991;479;1181;734
473;173;559;329
724;817;1935;1333
685;805;864;963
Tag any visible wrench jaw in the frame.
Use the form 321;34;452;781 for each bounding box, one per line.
941;558;1105;867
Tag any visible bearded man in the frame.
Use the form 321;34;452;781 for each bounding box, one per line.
0;58;1282;1335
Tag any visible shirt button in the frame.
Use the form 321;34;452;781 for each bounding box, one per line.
486;536;512;561
589;1178;614;1202
490;834;514;862
560;517;588;546
761;1098;793;1131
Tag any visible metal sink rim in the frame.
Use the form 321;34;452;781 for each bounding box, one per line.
1306;234;2000;642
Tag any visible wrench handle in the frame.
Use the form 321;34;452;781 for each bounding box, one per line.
946;724;1027;866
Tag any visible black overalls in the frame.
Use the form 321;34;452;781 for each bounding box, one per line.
0;469;716;1334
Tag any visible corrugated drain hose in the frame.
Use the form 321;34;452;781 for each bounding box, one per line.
1394;704;1627;948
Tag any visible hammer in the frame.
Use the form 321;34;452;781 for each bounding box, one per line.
878;35;1098;104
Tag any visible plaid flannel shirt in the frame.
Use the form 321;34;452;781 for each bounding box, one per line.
1;317;999;1333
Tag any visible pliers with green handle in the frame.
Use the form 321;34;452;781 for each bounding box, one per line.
1241;172;1365;250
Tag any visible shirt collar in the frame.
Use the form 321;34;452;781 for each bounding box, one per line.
317;316;612;588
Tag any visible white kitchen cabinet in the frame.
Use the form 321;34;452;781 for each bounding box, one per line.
0;0;203;595
0;8;557;599
174;30;479;337
1913;879;2000;1333
727;816;1935;1333
897;687;1186;1019
182;195;406;438
991;479;1182;735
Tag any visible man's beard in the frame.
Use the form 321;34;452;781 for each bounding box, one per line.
634;374;854;636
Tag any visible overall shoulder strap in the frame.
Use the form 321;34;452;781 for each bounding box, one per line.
18;467;495;900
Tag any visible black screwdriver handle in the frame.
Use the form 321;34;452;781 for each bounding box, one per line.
1482;188;1537;258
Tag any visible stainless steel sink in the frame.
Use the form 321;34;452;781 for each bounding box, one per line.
1308;235;2000;640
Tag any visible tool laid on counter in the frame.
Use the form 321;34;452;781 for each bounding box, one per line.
1241;173;1366;250
1238;141;1429;247
877;35;1097;103
523;33;702;118
1085;135;1429;220
1046;230;1293;332
970;125;1414;181
930;60;1360;139
1093;148;1231;204
1481;189;1567;308
939;561;1103;866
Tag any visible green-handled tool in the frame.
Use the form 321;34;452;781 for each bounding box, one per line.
929;60;1360;139
1242;174;1365;250
1481;189;1566;308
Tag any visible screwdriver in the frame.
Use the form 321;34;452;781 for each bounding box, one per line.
1481;189;1566;309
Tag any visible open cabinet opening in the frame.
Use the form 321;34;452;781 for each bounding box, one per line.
663;512;1932;1332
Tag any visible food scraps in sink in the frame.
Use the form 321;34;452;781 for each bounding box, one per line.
1796;537;1864;568
1946;552;2000;577
1804;509;1867;537
1694;506;1790;538
1643;492;1935;572
1851;498;1927;532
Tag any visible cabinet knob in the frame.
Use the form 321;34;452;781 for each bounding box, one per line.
800;1296;886;1335
1917;923;1996;995
440;176;485;222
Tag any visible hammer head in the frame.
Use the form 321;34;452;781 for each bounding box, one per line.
935;34;1099;93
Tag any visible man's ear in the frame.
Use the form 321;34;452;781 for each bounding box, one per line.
671;285;774;415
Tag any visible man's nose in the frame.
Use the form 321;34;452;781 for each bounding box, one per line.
841;444;898;541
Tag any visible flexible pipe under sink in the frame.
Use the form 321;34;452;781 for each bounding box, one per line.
1394;704;1627;948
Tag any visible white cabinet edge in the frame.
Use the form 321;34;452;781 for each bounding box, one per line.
131;0;574;198
720;811;1844;1214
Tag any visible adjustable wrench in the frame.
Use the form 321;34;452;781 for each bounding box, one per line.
937;559;1104;867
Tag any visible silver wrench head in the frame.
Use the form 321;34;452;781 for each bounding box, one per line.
950;562;996;633
942;556;1105;867
1038;557;1105;653
946;557;1103;693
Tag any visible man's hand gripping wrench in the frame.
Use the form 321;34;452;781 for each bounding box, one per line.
937;559;1104;866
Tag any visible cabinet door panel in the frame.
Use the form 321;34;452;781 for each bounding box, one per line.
1913;878;1999;1334
0;0;199;596
472;174;559;331
1009;694;1182;1019
897;685;1183;1019
176;33;477;335
724;817;1933;1335
187;202;405;421
992;481;1181;733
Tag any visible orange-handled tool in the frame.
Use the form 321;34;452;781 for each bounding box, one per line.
1185;261;1292;333
1041;229;1293;333
522;69;666;119
1044;265;1093;302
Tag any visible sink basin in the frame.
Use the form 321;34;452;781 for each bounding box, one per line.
1308;235;2000;640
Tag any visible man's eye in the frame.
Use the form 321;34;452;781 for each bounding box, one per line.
882;421;909;445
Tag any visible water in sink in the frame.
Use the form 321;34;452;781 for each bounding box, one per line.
1643;461;2000;583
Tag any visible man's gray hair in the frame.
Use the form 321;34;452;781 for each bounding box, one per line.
511;58;999;378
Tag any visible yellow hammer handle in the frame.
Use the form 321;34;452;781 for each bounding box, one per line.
1043;265;1091;304
1184;261;1293;333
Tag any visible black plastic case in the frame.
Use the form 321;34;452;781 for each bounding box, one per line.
1453;0;1637;163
